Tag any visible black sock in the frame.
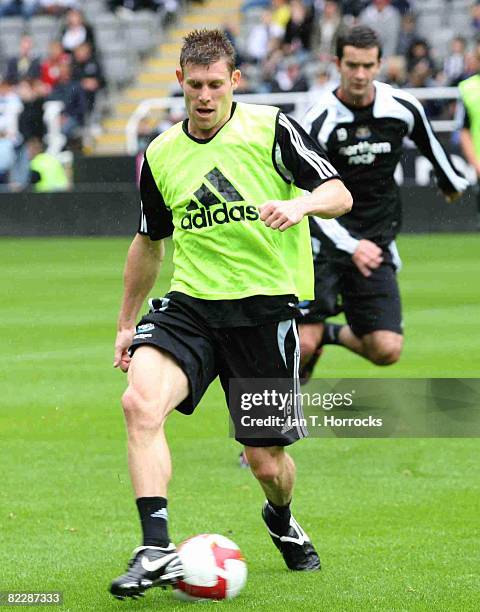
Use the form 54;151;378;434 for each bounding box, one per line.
321;323;343;346
136;497;170;548
265;499;291;534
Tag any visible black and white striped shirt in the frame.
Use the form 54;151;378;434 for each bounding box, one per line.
303;81;469;248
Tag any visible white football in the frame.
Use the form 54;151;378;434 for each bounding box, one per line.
173;533;247;601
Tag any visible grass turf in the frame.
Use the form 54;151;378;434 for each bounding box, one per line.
1;234;479;611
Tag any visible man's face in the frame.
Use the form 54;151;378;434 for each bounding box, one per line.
337;45;381;101
176;60;240;138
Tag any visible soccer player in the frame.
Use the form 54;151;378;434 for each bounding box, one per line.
298;25;468;380
109;29;352;599
457;38;480;229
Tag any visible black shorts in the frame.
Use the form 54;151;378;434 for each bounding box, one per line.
299;240;403;338
129;297;307;447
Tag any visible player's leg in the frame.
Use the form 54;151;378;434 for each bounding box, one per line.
297;253;342;381
123;346;189;498
323;250;403;365
243;445;295;507
111;346;188;599
244;443;319;571
298;322;324;368
110;302;217;599
220;321;320;571
340;328;403;365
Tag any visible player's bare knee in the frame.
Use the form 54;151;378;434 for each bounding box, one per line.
121;387;168;432
244;447;283;483
368;338;403;365
299;325;323;360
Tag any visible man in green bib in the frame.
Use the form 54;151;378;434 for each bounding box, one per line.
458;38;480;227
110;29;352;600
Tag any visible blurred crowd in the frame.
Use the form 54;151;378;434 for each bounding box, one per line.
0;7;106;189
137;0;480;148
0;0;203;190
229;0;480;104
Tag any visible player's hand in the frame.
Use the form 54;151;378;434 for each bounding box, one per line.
352;239;383;278
442;190;462;204
259;200;305;231
113;328;135;372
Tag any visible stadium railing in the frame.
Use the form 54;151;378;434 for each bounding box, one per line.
124;87;461;155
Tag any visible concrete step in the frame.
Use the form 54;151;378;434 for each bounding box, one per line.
124;86;172;100
93;0;242;154
182;14;239;26
138;72;178;85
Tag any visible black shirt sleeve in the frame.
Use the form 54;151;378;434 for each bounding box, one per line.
393;94;467;193
273;112;340;191
138;156;174;240
463;105;471;129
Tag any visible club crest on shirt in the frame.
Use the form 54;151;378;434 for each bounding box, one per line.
355;126;372;140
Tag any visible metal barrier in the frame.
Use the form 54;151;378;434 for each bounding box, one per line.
125;87;461;155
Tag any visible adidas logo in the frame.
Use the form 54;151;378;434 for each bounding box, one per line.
150;508;168;520
180;167;259;230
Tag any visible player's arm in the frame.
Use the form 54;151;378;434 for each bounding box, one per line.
458;105;480;175
260;113;352;231
303;107;382;275
459;129;480;174
114;235;165;371
393;92;469;201
114;156;174;372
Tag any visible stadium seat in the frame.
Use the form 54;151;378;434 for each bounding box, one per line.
83;0;106;19
30;16;59;56
449;12;473;36
124;11;161;56
417;13;444;39
93;14;124;53
101;46;137;87
0;17;24;58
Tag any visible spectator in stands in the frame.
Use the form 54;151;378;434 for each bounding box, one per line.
17;79;47;142
311;0;346;60
405;59;443;118
272;0;291;33
71;42;105;113
27;136;69;191
0;0;41;18
108;0;160;15
59;8;96;55
406;38;436;74
396;12;416;57
443;37;467;86
340;0;369;17
382;54;406;87
41;41;70;92
0;79;22;141
5;35;41;85
359;0;400;58
38;0;76;16
283;0;315;56
245;9;279;64
391;0;411;15
270;57;309;112
48;61;87;141
0;129;15;185
308;62;337;103
472;1;480;35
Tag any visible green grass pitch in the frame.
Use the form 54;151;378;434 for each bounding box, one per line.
1;235;479;611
